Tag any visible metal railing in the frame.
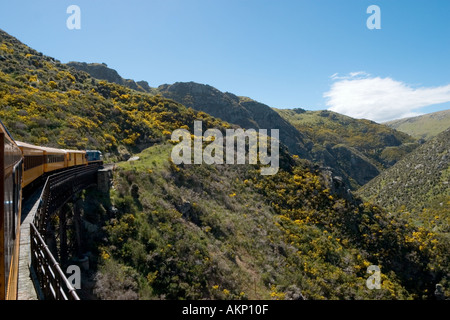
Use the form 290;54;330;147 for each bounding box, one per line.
30;164;100;300
30;222;79;300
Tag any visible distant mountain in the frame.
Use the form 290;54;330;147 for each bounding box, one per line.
64;60;420;189
358;127;450;213
156;83;423;188
157;82;312;160
52;67;313;161
384;109;450;141
66;61;153;94
274;108;419;188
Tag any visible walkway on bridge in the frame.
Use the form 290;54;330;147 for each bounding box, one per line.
18;187;42;300
16;163;111;300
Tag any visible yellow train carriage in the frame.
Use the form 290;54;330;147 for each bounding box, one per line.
16;141;45;188
64;150;87;168
1;122;23;300
15;143;87;188
42;147;67;173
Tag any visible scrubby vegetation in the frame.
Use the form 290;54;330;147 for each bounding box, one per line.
0;30;229;159
90;143;448;300
275;109;417;164
359;128;450;213
69;57;422;190
274;108;419;188
1;29;447;300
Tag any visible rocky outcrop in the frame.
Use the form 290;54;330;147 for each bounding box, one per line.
328;144;380;186
66;61;151;93
157;81;311;159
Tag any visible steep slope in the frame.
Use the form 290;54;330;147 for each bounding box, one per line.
0;29;229;161
358;128;450;213
384;109;450;141
358;129;450;292
274;108;419;188
157;82;311;160
91;142;448;300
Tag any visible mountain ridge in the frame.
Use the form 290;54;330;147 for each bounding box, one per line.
157;81;312;160
66;59;422;189
384;109;450;141
65;59;424;190
273;108;419;188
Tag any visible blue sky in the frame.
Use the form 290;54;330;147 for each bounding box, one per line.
1;0;449;122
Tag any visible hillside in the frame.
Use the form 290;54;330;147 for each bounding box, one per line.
90;143;448;300
384;109;450;141
358;127;450;213
0;29;230;161
1;29;448;300
158;85;420;189
156;82;312;160
58;66;313;160
67;63;420;189
274;108;419;188
64;62;311;160
358;129;450;291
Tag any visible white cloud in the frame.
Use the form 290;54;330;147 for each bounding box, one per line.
324;73;450;122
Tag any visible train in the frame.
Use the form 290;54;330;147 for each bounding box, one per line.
0;119;103;300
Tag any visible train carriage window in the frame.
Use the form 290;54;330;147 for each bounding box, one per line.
4;170;15;284
11;161;22;240
46;154;65;163
24;155;44;170
12;168;16;240
4;174;12;281
2;159;22;292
